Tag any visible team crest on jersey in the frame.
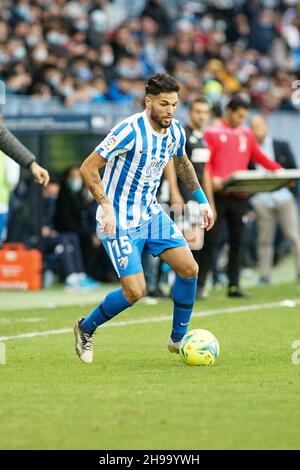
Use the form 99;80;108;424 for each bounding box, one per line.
118;256;129;270
105;136;117;150
144;160;165;179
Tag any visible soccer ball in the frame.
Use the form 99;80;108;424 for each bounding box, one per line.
179;329;220;366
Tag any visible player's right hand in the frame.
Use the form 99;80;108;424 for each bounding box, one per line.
101;203;116;236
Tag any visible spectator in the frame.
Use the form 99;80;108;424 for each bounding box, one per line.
141;0;171;37
54;166;101;288
249;9;276;54
249;114;300;284
42;178;101;289
0;0;299;111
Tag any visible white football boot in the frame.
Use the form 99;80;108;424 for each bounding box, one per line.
167;336;182;354
73;318;94;363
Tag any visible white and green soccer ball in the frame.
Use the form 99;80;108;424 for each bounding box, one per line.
179;329;220;366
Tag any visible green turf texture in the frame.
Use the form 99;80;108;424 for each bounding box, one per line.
0;283;300;450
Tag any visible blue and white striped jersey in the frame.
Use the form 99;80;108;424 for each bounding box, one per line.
95;110;186;229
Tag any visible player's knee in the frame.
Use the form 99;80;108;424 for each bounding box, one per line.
122;283;146;303
180;262;199;279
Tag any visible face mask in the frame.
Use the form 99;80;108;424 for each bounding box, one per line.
91;11;107;33
68;178;82;193
13;46;27;61
144;43;156;60
48;76;60;88
47;31;67;46
201;16;214;32
26;35;40;47
76;67;93;81
15;5;32;22
117;66;138;79
32;48;48;62
100;52;114;67
74;20;89;31
62;86;74;96
0;51;9;64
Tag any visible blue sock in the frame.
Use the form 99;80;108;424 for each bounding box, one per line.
171;275;197;342
80;288;132;334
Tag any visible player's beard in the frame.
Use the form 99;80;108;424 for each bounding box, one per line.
150;109;172;129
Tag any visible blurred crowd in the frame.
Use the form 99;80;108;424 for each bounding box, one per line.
1;0;300;111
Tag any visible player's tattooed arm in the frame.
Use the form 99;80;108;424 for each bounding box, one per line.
80;150;116;235
80;151;111;206
87;173;110;205
173;155;201;192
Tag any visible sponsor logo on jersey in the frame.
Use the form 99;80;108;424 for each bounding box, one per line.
144;160;165;179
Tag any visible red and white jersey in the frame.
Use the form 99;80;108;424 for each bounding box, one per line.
204;120;281;179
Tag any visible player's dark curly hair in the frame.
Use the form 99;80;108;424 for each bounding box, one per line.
145;73;180;96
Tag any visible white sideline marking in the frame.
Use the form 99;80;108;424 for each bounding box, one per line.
0;299;299;342
0;317;45;324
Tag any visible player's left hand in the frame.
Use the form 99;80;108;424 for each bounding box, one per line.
30;162;50;186
199;203;214;231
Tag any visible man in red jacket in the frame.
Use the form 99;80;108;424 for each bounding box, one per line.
199;94;281;298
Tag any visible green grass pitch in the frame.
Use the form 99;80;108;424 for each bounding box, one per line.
0;283;300;450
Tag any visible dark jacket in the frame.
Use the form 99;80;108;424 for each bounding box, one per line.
54;184;85;235
0;123;36;168
274;139;299;199
273;139;297;170
249;138;299;197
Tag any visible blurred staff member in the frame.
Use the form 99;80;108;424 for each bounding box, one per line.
163;97;215;298
179;97;215;214
250;115;300;284
203;94;281;298
177;97;216;298
0;119;49;186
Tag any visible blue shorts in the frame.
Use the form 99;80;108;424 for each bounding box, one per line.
97;211;188;278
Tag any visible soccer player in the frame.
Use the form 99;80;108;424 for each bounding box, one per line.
73;73;214;363
0;119;49;186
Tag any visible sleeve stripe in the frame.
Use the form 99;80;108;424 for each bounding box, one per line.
112;121;130;136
